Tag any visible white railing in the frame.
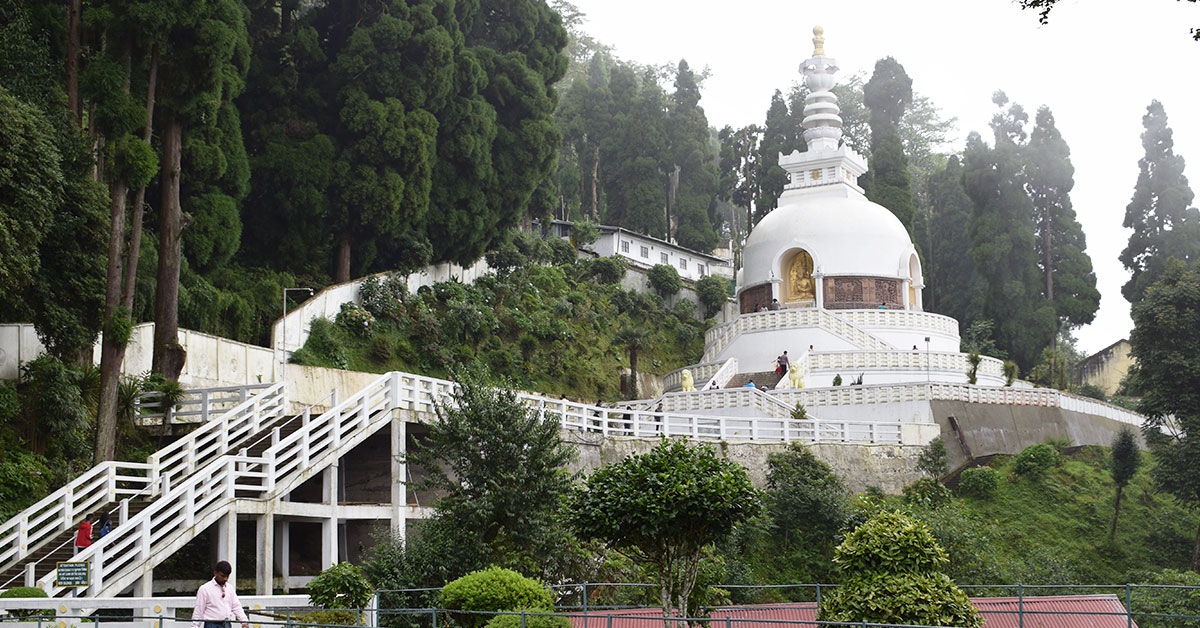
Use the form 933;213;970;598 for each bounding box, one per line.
832;309;959;337
702;308;897;361
39;374;409;596
30;370;1147;597
0;383;287;588
135;383;275;424
805;350;1005;378
662;360;726;391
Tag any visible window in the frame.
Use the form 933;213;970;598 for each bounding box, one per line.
679;259;688;270
620;240;630;253
661;252;669;264
640;245;649;258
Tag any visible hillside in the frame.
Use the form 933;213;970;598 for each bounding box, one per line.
290;235;713;401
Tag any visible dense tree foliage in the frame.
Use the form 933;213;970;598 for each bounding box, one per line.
568;438;761;621
406;365;579;578
818;510;982;628
1026;106;1100;330
1120;101;1200;303
863;57;917;235
1129;259;1200;571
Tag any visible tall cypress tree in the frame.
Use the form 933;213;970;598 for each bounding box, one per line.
600;64;668;238
1119;100;1200;303
753;90;798;229
925;156;982;323
961;92;1056;370
666;60;719;252
1025;105;1099;329
863;57;917;235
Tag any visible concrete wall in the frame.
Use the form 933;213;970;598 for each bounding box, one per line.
1075;340;1133;396
566;433;926;495
933;400;1144;471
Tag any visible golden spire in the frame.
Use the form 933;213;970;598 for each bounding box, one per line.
812;26;825;56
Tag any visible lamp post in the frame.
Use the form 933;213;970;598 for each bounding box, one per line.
282;287;314;382
925;336;931;384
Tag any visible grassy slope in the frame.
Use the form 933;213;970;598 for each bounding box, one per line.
917;447;1197;586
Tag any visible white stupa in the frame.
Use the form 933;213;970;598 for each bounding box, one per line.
690;27;1010;389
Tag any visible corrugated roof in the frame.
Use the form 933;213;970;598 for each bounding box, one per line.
564;595;1136;628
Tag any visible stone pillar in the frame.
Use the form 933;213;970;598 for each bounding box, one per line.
217;510;237;576
813;273;825;309
321;464;339;568
255;512;274;595
277;522;290;591
390;412;407;537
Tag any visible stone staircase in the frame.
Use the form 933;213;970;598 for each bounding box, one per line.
724;370;784;390
0;500;151;587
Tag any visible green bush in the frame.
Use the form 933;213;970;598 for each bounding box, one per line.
647;264;683;297
903;477;952;509
336;302;375;337
1130;569;1200;628
819;511;981;628
1013;443;1061;478
0;585;52;618
438;567;555;628
484;612;571;628
590;257;625;284
308;562;374;610
695;275;730;319
917;437;949;478
957;467;1000;499
302;610;361;627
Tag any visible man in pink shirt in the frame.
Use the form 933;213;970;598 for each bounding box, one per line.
191;561;250;628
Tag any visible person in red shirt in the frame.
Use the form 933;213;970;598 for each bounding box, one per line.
74;514;94;554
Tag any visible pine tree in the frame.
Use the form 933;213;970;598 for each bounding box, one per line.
666;60;719;252
961;92;1056;370
754;90;799;229
925;156;982;322
863;57;917;234
1119;100;1200;303
1026;106;1100;329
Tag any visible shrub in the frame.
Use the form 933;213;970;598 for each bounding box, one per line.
308;562;374;610
359;274;407;318
917;437;949;478
548;238;576;266
0;585;52;618
957;467;1000;499
484;613;571;628
695;275;730;319
438;567;555;628
832;374;843;386
290;318;349;369
1003;360;1019;386
336;303;375;337
1130;569;1200;628
819;511;981;628
903;477;952;509
590;257;625;284
1078;383;1107;400
647;264;683;297
1013;443;1061;478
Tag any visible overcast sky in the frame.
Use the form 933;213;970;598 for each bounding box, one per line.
564;0;1200;356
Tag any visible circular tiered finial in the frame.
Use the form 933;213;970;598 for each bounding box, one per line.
812;26;825;55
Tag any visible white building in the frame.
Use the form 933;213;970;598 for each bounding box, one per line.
677;26;1008;390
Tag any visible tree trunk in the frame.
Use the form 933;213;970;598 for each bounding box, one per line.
95;177;129;463
666;165;680;242
97;42;158;463
153;118;186;379
1109;484;1123;542
629;348;639;400
1192;518;1200;573
66;0;81;124
335;238;352;283
590;144;601;221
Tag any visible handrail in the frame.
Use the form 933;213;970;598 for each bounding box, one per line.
29;370;1146;597
0;383;287;587
135;383;275;424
